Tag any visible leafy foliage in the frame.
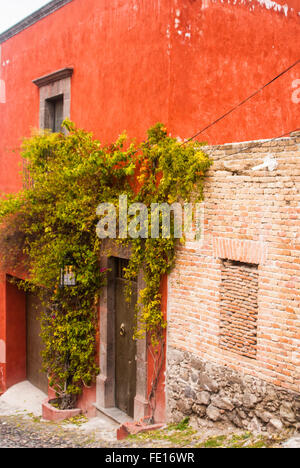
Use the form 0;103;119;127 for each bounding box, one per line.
0;120;212;408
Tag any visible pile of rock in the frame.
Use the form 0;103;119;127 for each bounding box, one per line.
167;348;300;434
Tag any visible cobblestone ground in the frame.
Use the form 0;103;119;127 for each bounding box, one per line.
0;414;297;448
0;415;121;448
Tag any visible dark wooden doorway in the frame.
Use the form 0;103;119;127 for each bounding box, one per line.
26;293;48;394
114;258;137;417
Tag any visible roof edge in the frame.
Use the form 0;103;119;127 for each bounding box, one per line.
0;0;74;44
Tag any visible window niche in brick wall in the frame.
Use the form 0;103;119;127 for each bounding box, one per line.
219;260;259;359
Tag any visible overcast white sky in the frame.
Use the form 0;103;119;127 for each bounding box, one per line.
0;0;51;34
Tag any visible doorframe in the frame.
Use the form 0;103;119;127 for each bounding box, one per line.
96;244;149;420
25;292;49;394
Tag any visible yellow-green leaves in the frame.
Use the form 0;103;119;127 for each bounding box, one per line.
0;120;211;406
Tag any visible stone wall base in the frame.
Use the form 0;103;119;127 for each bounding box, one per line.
167;347;300;433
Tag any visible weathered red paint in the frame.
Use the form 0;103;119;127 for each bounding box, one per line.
42;398;82;422
5;279;26;388
0;0;299;194
146;274;168;422
0;274;6;394
76;386;97;418
117;420;164;441
0;0;299;419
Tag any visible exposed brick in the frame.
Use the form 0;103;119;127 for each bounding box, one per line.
168;134;300;399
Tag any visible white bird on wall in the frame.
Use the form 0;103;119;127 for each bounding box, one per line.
252;154;278;172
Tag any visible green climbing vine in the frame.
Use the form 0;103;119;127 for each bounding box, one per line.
0;120;212;409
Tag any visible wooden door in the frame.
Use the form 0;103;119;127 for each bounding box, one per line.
26;294;48;394
115;259;137;417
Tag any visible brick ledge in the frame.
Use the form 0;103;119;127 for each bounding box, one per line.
213;237;267;265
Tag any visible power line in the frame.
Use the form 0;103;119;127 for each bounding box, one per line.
182;59;300;145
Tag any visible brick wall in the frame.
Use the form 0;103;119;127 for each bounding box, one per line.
167;132;300;430
219;260;259;360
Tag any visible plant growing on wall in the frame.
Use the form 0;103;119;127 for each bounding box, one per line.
0;120;212;410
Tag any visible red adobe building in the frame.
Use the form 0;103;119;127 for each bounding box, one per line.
0;0;299;424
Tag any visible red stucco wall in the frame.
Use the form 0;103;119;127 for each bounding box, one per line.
0;0;299;194
0;274;6;394
0;0;299;418
147;274;168;423
5;279;26;388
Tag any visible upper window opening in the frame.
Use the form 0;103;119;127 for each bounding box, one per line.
45;95;64;133
33;68;73;132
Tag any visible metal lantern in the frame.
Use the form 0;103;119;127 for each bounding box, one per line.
60;254;76;287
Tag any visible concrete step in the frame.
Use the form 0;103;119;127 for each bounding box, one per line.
93;404;133;425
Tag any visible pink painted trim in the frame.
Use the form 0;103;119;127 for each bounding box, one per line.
42;399;82;422
117;419;164;441
0;339;6;364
